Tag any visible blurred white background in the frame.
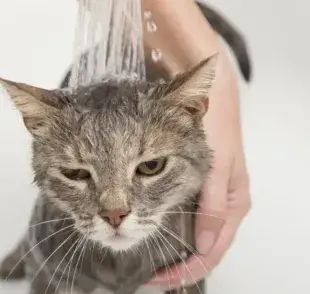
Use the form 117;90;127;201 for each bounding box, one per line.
0;0;309;293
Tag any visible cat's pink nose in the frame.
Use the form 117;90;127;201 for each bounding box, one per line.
99;209;130;228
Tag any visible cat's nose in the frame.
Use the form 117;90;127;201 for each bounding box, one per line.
99;209;130;228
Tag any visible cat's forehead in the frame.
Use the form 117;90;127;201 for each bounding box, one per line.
75;107;183;157
49;105;190;168
66;78;160;111
48;79;195;163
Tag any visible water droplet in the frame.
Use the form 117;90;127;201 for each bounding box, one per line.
181;279;188;289
146;20;157;33
144;10;152;20
151;48;162;63
180;250;188;259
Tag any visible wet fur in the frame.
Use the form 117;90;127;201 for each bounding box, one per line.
0;60;215;293
0;2;252;293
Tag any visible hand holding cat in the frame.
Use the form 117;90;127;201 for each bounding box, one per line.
148;52;251;289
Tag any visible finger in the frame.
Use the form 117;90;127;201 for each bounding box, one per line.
147;270;182;287
148;265;182;285
197;143;234;231
191;216;241;272
156;220;241;289
147;198;246;288
196;147;251;251
228;149;251;217
195;169;229;256
147;260;204;288
201;156;230;213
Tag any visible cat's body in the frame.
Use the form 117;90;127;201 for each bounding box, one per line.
0;2;251;294
21;197;198;294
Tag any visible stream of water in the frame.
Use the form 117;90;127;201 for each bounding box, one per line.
69;0;146;88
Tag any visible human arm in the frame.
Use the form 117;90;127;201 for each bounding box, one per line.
142;0;251;287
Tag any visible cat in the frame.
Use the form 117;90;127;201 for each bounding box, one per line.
0;3;252;294
0;56;216;294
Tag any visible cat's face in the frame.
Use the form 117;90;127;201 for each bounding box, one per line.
1;56;216;251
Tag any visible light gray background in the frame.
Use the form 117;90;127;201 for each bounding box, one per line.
0;0;310;293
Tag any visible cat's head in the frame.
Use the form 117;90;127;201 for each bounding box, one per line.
1;56;217;251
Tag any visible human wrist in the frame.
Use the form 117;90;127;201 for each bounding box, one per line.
202;51;241;151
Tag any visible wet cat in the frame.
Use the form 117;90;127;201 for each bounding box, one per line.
0;57;216;294
0;2;252;294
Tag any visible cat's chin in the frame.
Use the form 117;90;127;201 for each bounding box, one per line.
91;231;141;252
103;235;139;252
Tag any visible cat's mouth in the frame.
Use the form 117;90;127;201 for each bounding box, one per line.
80;215;157;251
86;224;140;251
109;230;126;239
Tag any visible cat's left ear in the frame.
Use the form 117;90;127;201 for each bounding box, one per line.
163;54;218;119
0;78;62;137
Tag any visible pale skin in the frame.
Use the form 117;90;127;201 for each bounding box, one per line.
142;0;251;288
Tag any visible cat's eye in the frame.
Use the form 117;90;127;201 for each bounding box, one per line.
136;158;167;176
60;168;91;181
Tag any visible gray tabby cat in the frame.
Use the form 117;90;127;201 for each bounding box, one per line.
0;57;215;294
0;3;251;294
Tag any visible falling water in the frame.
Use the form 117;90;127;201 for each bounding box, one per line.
69;0;146;88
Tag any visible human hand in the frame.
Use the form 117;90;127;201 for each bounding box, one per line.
148;52;251;289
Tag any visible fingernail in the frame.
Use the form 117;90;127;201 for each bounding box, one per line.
197;230;215;255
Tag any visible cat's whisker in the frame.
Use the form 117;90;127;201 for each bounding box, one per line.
70;235;88;294
66;236;85;294
29;217;74;228
144;237;156;274
156;231;183;284
80;239;89;274
154;223;196;254
159;224;212;274
158;232;203;294
91;241;95;263
45;232;79;294
30;230;77;284
133;244;143;258
100;247;109;263
158;211;226;221
53;236;83;294
136;247;144;262
149;232;173;290
66;236;84;293
3;224;75;283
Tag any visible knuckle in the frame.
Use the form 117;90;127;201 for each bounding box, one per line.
240;192;251;217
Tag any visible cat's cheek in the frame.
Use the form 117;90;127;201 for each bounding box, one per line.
123;215;157;239
168;172;203;205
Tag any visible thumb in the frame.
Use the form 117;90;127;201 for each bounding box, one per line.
196;161;230;255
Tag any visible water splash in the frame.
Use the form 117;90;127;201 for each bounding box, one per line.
151;48;162;63
69;0;146;88
146;20;157;33
143;10;152;20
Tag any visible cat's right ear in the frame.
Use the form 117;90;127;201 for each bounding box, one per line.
0;78;62;137
161;54;218;120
